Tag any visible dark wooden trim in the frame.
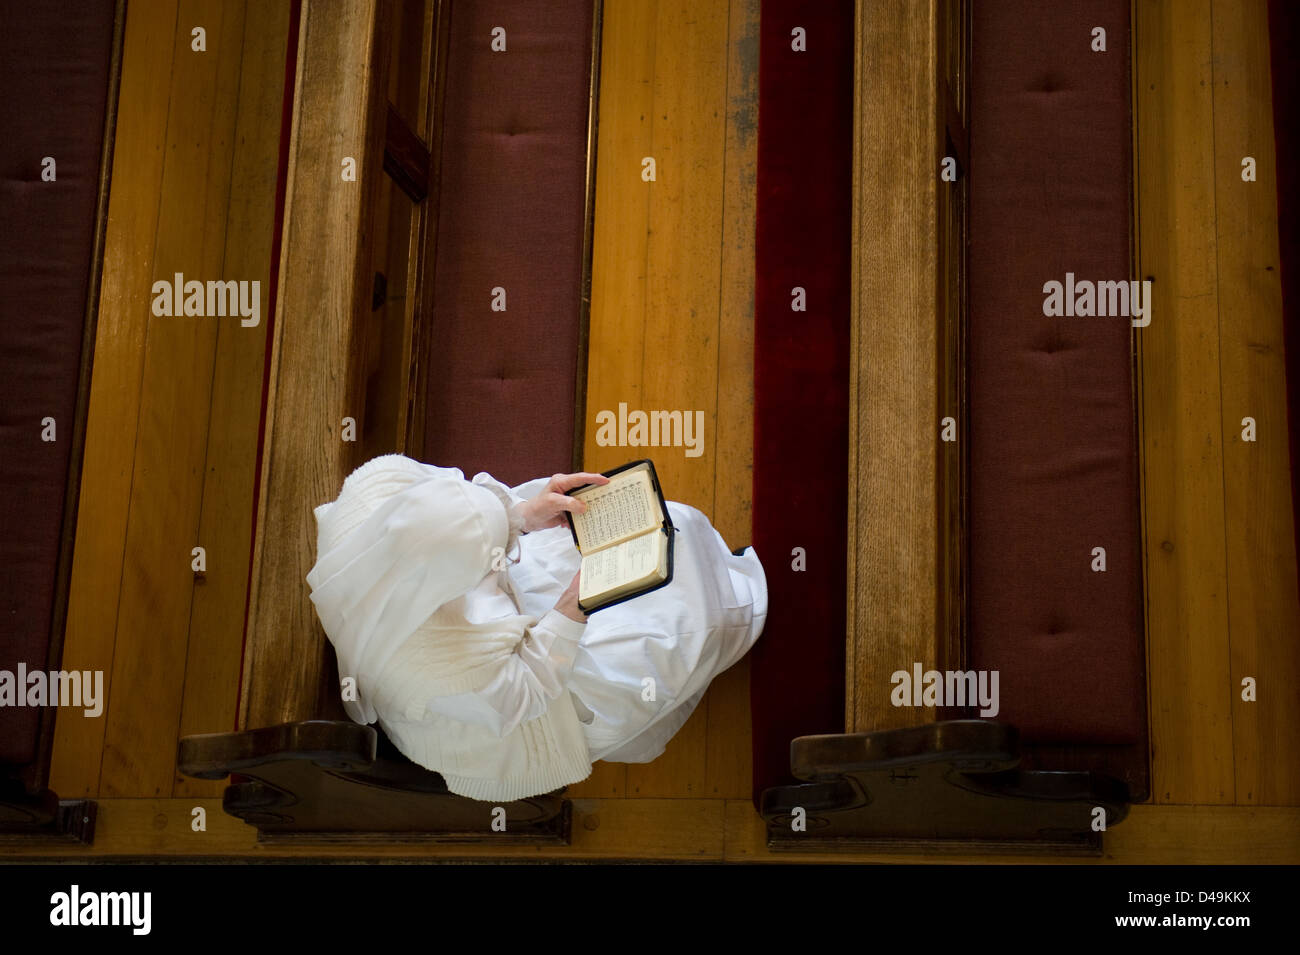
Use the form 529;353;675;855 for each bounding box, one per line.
759;721;1130;854
1122;0;1153;804
384;102;431;202
179;721;571;843
934;0;970;691
572;0;604;472
26;0;127;799
403;0;453;461
0;783;95;845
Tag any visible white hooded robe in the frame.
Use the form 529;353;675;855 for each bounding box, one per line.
306;454;767;800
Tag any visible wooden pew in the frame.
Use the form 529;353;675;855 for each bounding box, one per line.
177;0;601;842
756;0;1142;853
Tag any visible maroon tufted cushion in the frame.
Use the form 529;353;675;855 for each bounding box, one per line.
969;0;1145;746
419;0;594;486
0;0;116;765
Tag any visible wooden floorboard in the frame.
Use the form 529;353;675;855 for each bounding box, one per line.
705;0;760;802
571;0;660;799
1208;0;1300;807
578;0;758;799
624;0;731;799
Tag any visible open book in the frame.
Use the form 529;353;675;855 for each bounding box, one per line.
565;460;675;613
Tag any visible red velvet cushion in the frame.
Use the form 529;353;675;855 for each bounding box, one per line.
0;0;115;766
419;0;593;486
750;0;854;797
969;0;1144;744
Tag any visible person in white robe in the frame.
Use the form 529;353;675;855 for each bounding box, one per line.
305;454;767;802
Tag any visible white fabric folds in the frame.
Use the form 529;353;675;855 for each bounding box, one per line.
306;457;506;725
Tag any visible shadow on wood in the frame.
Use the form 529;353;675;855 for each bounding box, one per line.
178;721;570;845
759;720;1130;855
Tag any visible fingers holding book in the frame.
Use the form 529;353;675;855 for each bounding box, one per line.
521;472;611;532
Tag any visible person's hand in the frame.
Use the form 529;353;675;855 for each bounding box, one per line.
519;472;610;533
555;570;587;623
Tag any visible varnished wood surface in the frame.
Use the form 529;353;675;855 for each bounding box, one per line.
97;0;246;796
1135;0;1300;805
175;0;293;798
51;0;182;801
239;0;392;730
0;798;1293;863
1135;0;1235;808
51;0;288;799
40;0;1298;865
846;0;945;734
1207;0;1300;807
705;0;761;800
573;0;759;799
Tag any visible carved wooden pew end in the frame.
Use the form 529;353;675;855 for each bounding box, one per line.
178;721;571;845
0;779;96;845
759;720;1130;856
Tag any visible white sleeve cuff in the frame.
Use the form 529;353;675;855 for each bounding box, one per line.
536;608;587;645
471;472;527;551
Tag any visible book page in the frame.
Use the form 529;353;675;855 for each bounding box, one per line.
579;532;661;602
570;466;660;552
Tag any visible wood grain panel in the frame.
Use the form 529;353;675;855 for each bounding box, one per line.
1;798;1292;863
48;0;179;800
239;0;392;729
570;0;661;799
625;0;729;799
581;0;656;483
99;0;248;797
49;0;183;800
1209;0;1300;806
174;0;292;798
1134;0;1235;804
846;0;943;733
705;0;760;799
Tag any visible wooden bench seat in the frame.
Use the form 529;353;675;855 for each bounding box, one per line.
178;0;600;843
754;0;1143;852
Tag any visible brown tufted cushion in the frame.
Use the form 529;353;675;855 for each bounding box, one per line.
969;0;1145;746
0;1;116;766
419;0;594;486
